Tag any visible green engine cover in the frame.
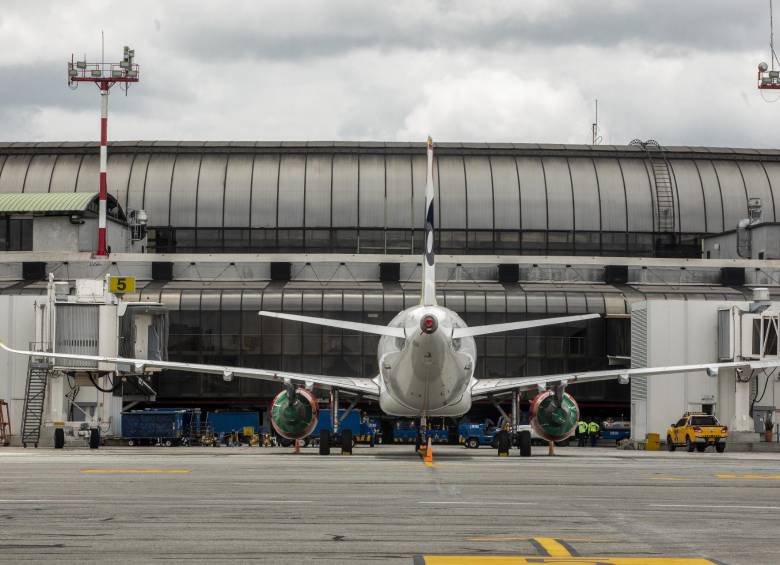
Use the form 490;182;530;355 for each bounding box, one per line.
270;388;319;440
530;391;579;442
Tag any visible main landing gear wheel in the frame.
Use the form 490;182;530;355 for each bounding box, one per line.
341;429;353;455
89;428;100;450
54;428;65;449
518;430;532;457
319;430;331;455
666;436;676;451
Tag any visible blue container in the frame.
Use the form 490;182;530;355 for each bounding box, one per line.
122;409;193;440
312;409;363;438
206;411;260;435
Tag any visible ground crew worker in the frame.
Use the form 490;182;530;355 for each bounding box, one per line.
577;420;588;447
588;420;600;447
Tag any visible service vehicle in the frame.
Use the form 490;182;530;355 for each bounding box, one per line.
666;412;728;452
458;422;499;449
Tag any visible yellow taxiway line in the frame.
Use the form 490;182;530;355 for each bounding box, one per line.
419;536;721;564
80;469;192;474
717;474;780;479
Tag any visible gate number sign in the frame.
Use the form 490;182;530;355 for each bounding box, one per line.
109;276;135;294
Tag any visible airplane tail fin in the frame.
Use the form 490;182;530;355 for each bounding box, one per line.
422;136;436;306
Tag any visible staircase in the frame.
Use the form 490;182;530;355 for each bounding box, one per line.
632;139;676;233
21;358;50;448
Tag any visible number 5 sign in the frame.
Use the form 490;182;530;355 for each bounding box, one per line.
109;276;135;294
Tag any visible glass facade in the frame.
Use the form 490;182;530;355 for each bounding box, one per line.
0;218;33;251
148;227;697;257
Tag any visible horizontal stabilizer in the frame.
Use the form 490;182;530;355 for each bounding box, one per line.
452;313;600;339
259;311;405;338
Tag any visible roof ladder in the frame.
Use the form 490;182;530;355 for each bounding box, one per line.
21;357;50;448
631;139;676;233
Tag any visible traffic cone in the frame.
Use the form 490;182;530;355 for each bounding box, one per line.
294;439;300;454
424;437;433;464
548;440;555;456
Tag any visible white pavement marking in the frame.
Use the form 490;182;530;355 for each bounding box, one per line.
418;501;538;505
651;503;780;510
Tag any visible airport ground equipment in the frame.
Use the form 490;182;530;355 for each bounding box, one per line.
206;411;260;437
667;412;728;453
23;275;166;448
122;409;201;446
0;399;10;445
21;357;49;448
458;422;499;449
602;420;631;443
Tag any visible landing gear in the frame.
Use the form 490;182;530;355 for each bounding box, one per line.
341;429;353;455
518;430;531;457
89;428;100;450
319;429;331;455
54;428;65;449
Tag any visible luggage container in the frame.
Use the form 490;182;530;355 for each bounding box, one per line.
121;409;200;446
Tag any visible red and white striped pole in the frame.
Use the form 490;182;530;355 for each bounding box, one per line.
97;84;109;256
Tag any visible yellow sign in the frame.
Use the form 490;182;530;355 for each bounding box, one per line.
420;537;720;564
109;276;135;294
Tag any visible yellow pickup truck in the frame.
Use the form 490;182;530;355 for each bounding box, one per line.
666;412;728;453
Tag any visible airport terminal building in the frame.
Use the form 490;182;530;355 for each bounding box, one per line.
0;140;779;442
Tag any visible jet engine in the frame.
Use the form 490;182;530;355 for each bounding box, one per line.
270;386;319;440
529;389;579;442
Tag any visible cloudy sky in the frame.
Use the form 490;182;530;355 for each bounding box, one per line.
0;1;776;146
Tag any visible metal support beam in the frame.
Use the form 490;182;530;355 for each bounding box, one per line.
489;395;509;423
331;389;339;435
338;395;361;424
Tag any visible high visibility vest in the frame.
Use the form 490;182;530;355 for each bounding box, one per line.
577;421;588;433
588;422;600;433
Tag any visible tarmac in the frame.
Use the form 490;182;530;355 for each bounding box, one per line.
1;444;779;564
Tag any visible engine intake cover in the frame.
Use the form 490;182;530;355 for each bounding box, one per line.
530;390;579;442
270;387;319;440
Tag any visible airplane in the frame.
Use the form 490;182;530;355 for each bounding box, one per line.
3;137;780;455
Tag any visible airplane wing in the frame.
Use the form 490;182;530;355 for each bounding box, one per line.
259;311;405;338
452;314;600;339
0;343;380;397
470;359;780;399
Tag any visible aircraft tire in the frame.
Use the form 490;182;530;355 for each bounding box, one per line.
89;428;100;450
319;430;331;455
518;430;531;457
341;429;353;455
54;428;64;449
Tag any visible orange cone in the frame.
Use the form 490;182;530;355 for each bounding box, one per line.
424;437;433;464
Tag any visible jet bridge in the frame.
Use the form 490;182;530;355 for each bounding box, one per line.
20;275;166;448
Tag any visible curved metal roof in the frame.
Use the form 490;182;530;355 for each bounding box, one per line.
0;191;126;221
0;141;778;233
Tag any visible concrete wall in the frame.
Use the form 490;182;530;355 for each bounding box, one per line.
631;299;780;440
32;216;142;254
0;296;40;443
702;224;780;260
33;217;79;252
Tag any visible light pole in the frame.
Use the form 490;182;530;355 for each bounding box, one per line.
68;45;139;257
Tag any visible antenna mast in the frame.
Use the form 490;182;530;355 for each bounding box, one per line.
591;99;602;145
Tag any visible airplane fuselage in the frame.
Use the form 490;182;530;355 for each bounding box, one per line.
377;305;476;417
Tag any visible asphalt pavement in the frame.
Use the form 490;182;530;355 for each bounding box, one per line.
0;444;778;564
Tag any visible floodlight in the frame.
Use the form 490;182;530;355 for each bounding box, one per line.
759;61;769;72
706;366;719;378
618;373;630;385
90;69;102;77
76;60;87;69
223;370;234;382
